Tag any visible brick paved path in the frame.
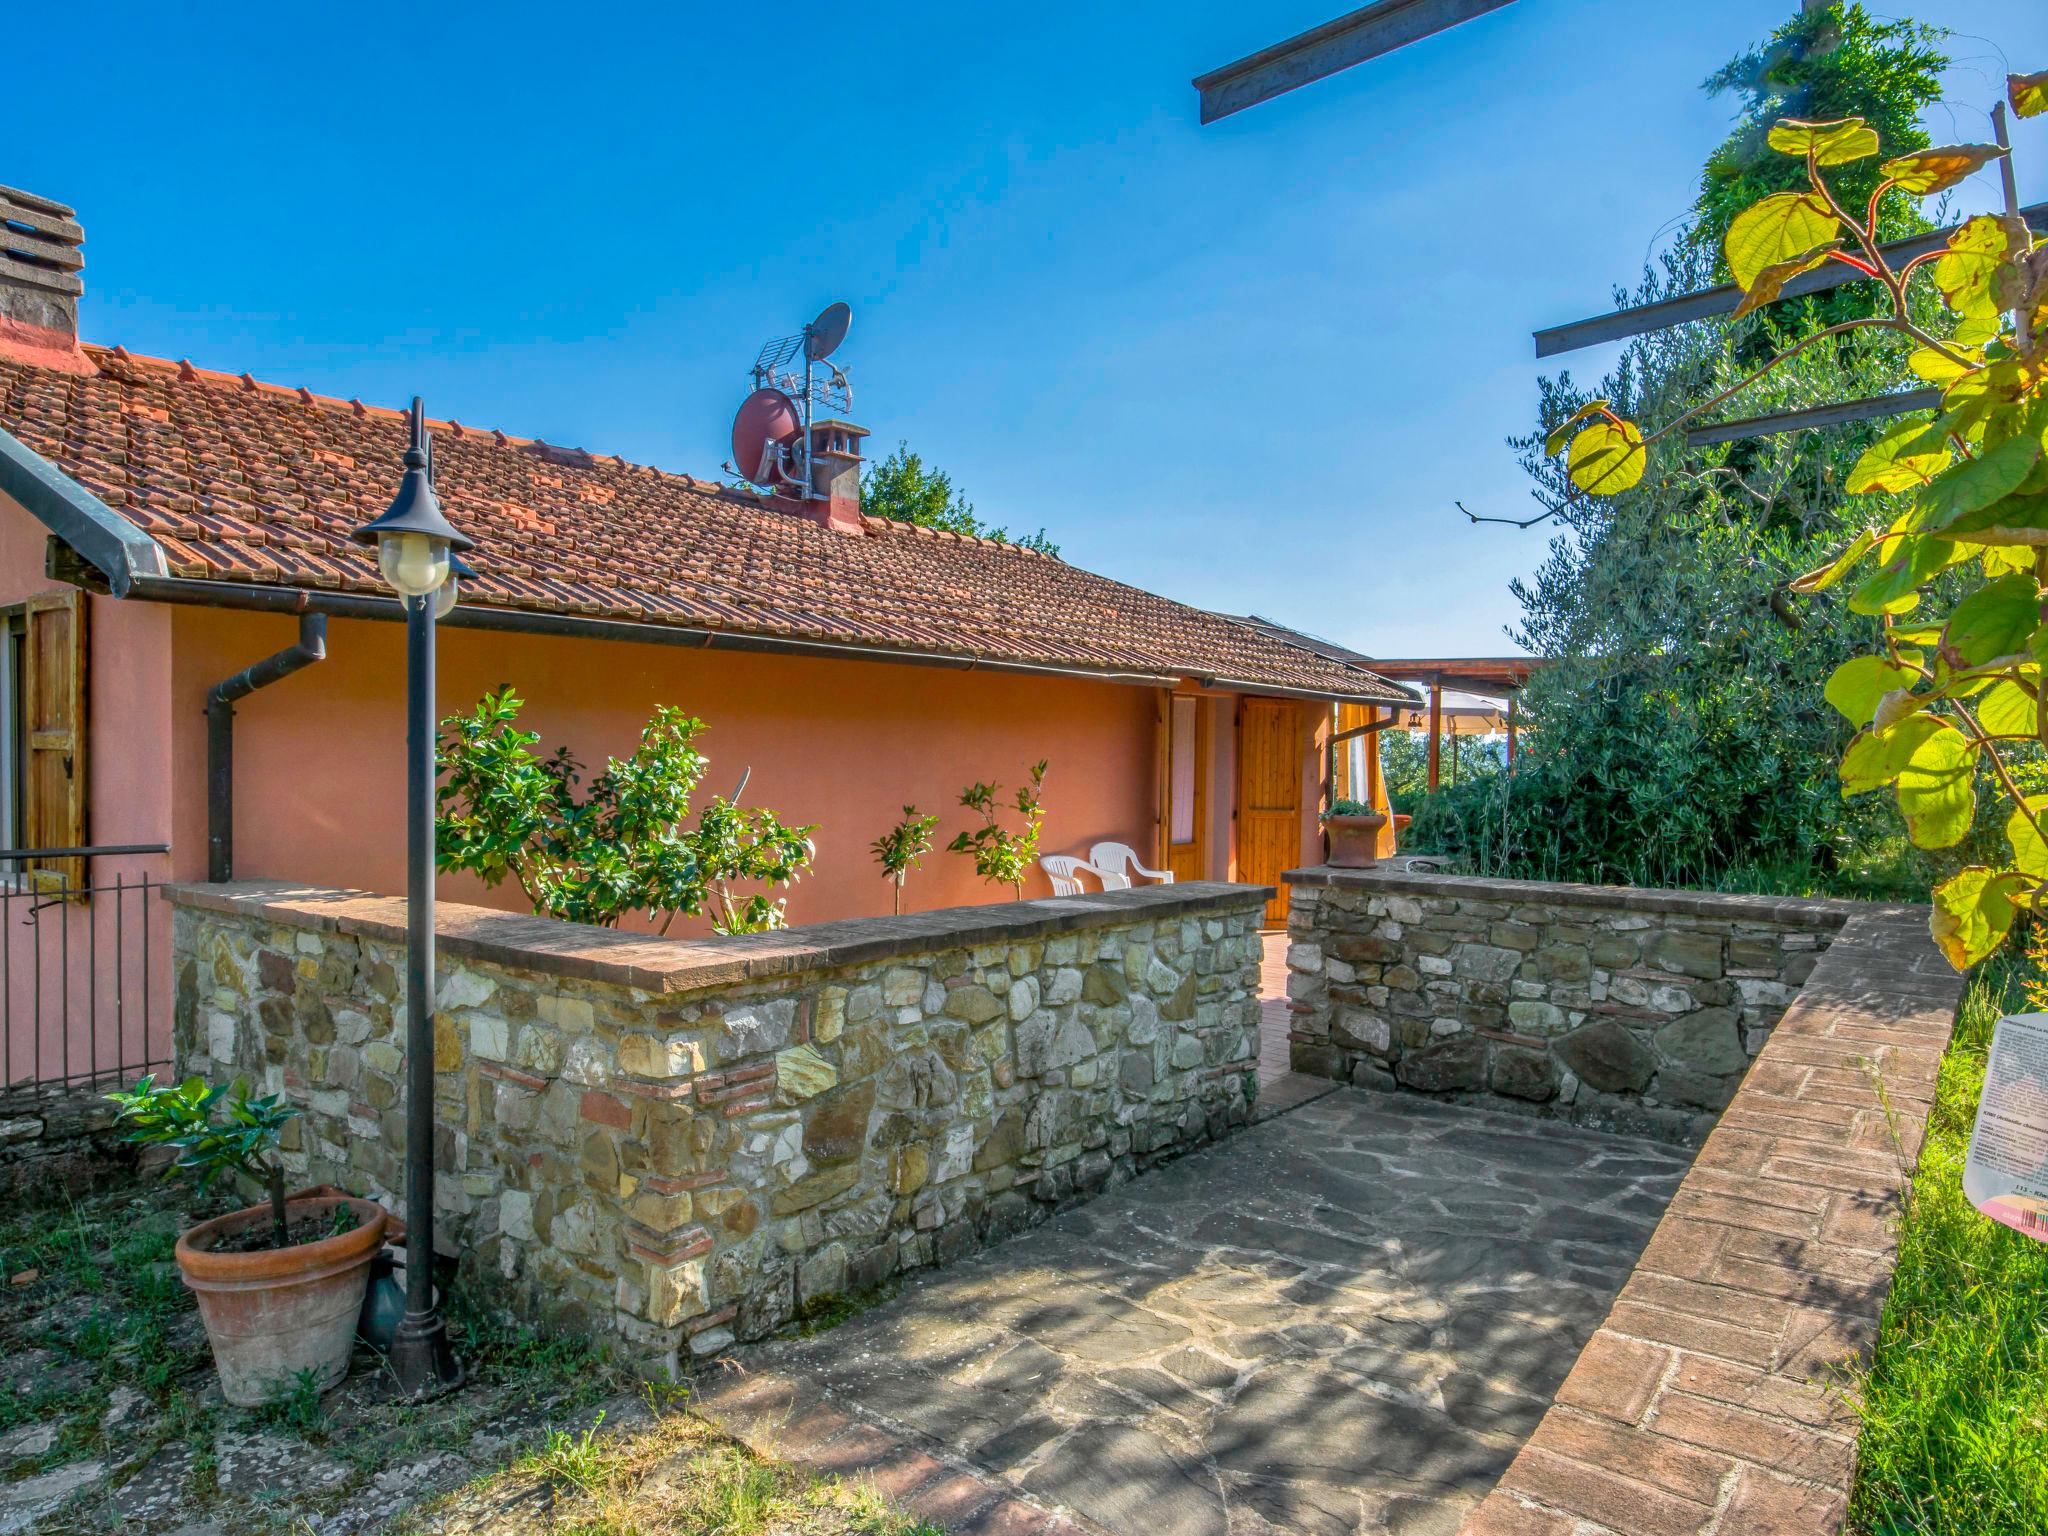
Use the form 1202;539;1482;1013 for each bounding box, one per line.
694;1088;1693;1535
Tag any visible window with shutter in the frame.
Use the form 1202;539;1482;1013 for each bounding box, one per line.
14;591;87;896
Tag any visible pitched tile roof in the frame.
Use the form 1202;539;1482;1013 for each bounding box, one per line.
0;346;1409;702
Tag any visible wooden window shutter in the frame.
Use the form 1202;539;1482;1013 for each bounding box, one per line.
23;590;87;896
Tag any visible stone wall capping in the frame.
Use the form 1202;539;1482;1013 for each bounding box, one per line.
164;878;1272;996
1282;864;1915;932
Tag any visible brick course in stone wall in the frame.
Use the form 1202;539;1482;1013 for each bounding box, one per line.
166;879;1267;1372
1284;868;1868;1142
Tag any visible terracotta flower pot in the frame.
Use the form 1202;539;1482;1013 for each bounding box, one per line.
1324;812;1389;869
175;1193;389;1406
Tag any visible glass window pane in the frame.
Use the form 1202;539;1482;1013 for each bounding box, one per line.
1170;696;1197;845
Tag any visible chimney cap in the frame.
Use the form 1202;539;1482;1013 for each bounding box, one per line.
0;185;85;297
0;185;89;374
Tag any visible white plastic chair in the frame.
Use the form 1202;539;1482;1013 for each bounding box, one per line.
1089;841;1175;889
1040;855;1099;896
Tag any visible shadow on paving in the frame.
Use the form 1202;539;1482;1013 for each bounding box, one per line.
703;1088;1695;1536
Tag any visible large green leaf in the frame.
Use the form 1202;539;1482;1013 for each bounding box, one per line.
1934;214;2023;319
1930;867;2024;968
1940;573;2041;666
2012;70;2048;120
1919;430;2043;528
1840;714;1945;794
1879;144;2006;196
1725;193;1840;293
1567;420;1646;496
1943;490;2048;538
1731;244;1839;320
1846;417;1950;494
1790;528;1877;593
1908;346;1978;383
1848;533;1972;616
1766;117;1880;166
2008;796;2048;877
1895;721;1975;848
1824;654;1921;725
1977;678;2040;738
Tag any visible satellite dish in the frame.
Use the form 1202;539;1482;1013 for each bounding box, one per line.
730;387;803;484
804;302;852;362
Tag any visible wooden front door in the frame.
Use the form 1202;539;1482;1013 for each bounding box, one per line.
1237;697;1299;927
1165;694;1208;882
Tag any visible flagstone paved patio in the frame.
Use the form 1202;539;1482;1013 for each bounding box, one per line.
694;1086;1696;1536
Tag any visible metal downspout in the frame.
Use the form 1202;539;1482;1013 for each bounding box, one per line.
206;612;328;881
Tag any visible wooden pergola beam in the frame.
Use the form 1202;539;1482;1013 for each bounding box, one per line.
1684;387;1942;448
1533;203;2048;359
1192;0;1516;124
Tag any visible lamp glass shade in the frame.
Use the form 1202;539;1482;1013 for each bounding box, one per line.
433;572;460;619
378;531;450;598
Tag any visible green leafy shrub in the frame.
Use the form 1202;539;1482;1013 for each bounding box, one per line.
948;762;1047;898
105;1076;300;1247
436;686;816;935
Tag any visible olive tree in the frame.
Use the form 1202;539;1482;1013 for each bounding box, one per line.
1555;72;2048;965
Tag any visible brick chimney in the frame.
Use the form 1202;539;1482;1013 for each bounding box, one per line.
779;418;868;534
0;186;90;375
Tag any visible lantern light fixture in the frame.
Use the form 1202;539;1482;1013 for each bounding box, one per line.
351;397;473;597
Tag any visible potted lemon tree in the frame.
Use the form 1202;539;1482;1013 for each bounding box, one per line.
107;1075;389;1406
1321;798;1389;868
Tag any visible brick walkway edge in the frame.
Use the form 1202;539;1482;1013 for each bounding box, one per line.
1460;901;1962;1536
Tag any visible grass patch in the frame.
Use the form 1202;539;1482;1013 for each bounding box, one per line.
422;1405;945;1536
1849;949;2048;1535
786;1280;902;1339
1;1182;942;1533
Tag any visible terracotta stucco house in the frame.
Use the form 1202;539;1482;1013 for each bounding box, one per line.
0;183;1409;1089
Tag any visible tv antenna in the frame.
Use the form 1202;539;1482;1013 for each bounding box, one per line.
725;302;854;496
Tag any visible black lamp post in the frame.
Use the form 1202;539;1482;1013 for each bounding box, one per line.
352;398;472;1399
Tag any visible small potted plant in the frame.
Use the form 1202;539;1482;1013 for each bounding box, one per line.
107;1074;389;1406
871;805;940;915
949;762;1048;899
1322;797;1389;868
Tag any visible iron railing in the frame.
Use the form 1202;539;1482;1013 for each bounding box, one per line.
0;844;171;1109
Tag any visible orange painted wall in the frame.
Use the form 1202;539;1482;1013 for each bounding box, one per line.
166;604;1170;934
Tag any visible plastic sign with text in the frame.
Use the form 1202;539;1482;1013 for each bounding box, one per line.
1964;1012;2048;1242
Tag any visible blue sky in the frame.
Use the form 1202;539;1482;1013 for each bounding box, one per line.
13;2;2045;656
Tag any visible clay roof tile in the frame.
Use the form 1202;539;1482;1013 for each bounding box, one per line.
0;347;1408;702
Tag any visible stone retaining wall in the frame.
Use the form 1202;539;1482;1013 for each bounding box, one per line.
1284;868;1859;1141
0;1088;132;1201
167;879;1267;1371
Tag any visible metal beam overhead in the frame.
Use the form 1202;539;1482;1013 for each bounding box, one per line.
1192;0;1516;123
1684;388;1942;448
1534;203;2048;359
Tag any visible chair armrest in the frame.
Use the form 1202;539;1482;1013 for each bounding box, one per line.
1131;863;1174;883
